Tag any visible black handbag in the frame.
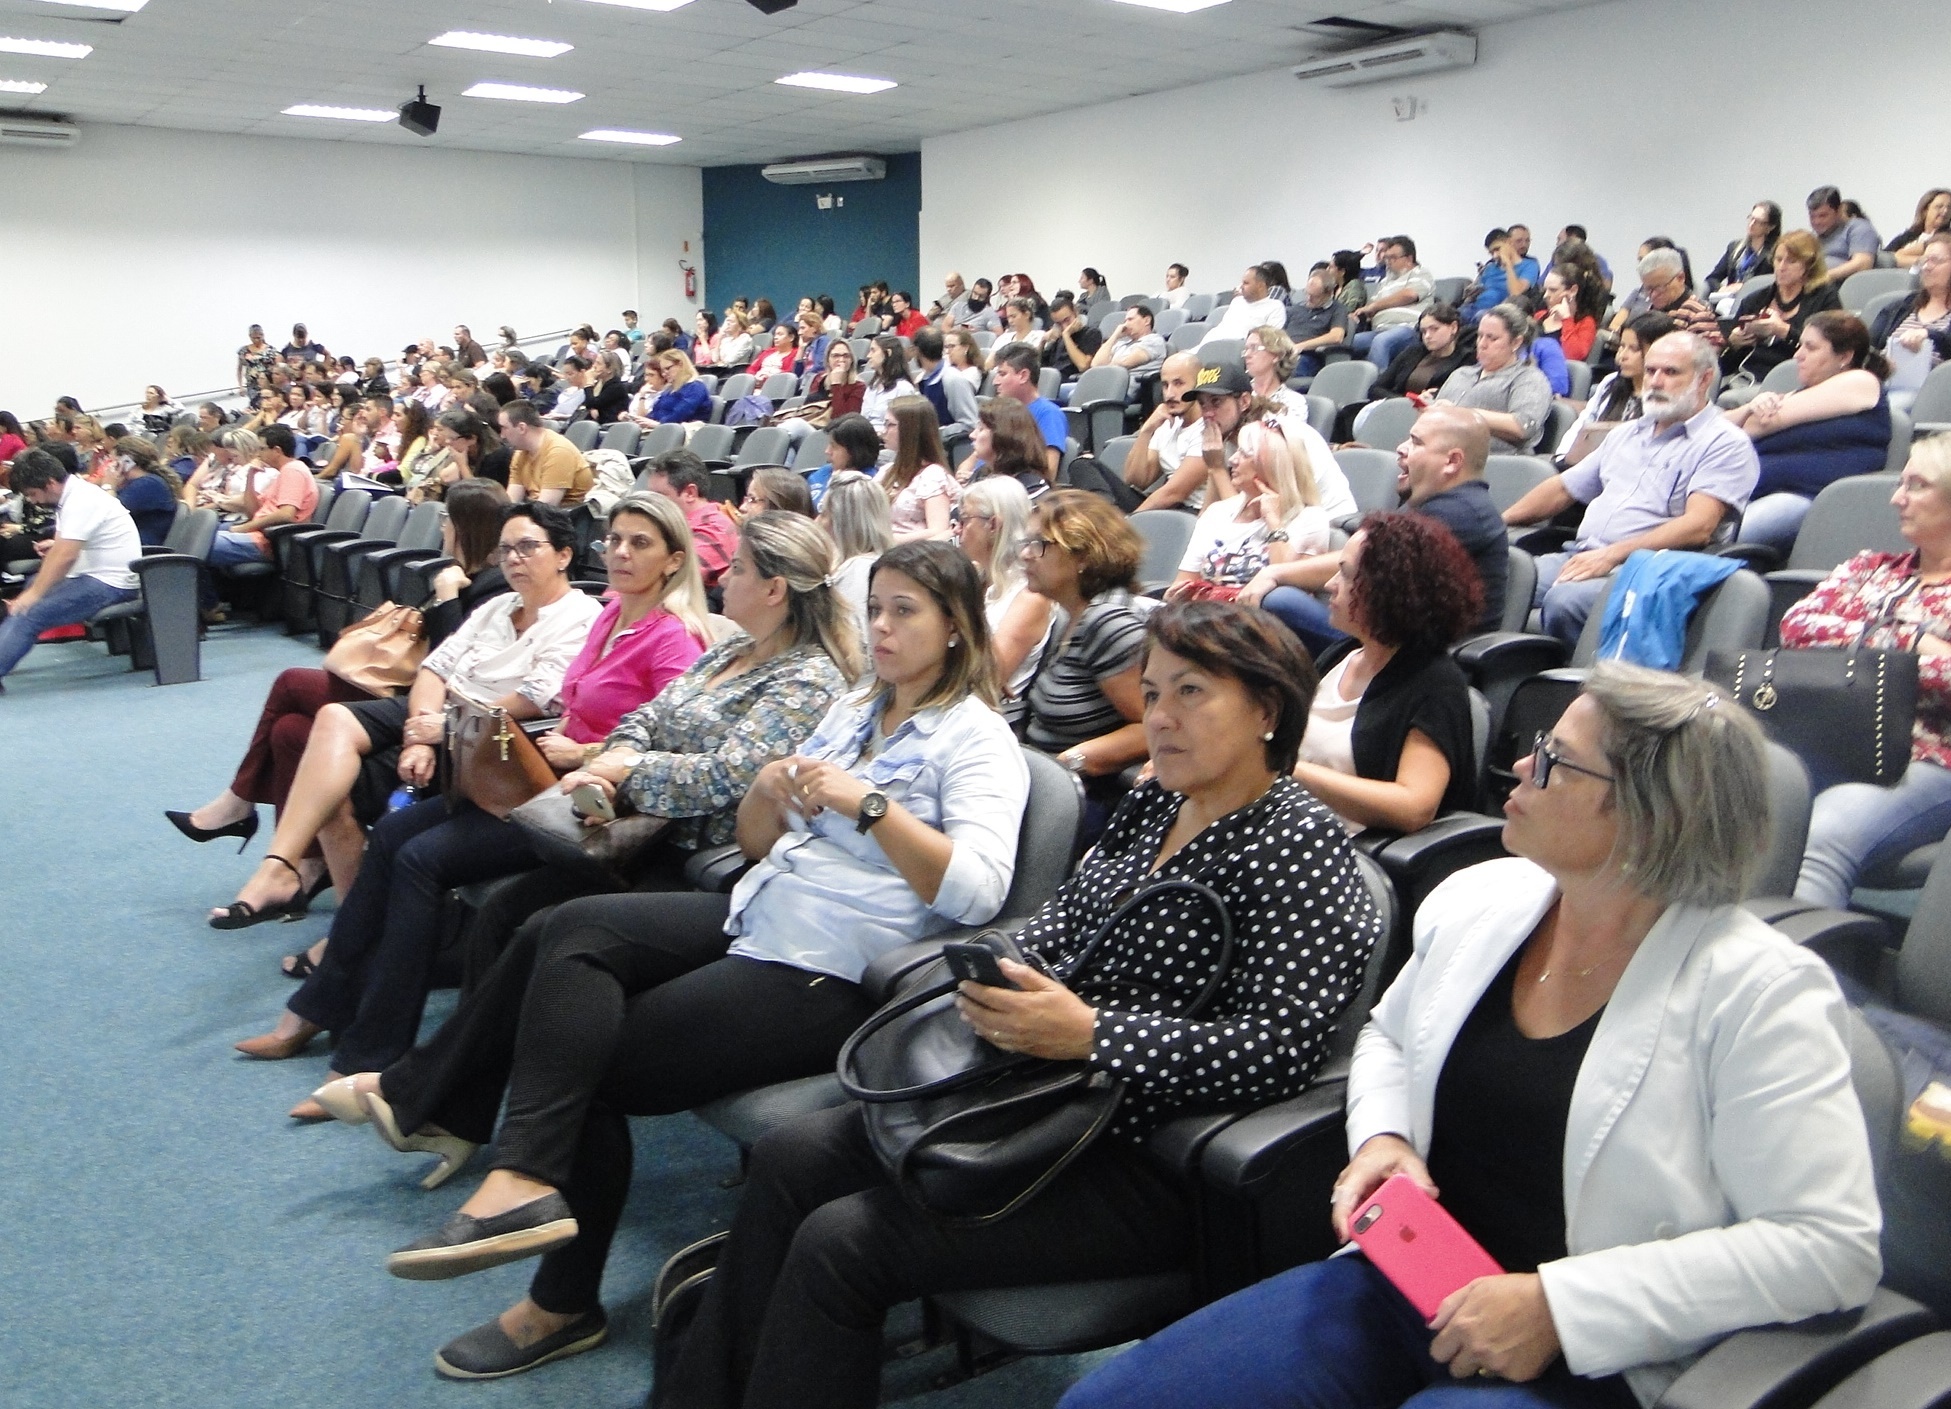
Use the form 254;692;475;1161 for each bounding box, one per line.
836;879;1233;1225
1704;645;1919;793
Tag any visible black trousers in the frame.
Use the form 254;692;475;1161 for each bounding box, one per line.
661;1104;1193;1409
379;890;875;1314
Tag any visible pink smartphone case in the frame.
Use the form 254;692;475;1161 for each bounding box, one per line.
1348;1173;1503;1320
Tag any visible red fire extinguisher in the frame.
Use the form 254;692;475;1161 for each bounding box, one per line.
680;260;697;301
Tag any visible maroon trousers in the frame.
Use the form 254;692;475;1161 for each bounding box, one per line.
230;668;374;852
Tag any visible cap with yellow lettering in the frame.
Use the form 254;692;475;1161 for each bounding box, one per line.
1190;359;1252;398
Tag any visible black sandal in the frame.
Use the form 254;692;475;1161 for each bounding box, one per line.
281;949;319;980
210;855;310;931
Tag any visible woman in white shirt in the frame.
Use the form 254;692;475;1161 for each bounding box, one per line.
821;469;893;642
943;329;987;391
715;313;757;370
954;473;1051;703
878;395;957;541
414;363;454;414
1243;325;1309;419
989;297;1047;357
860;335;918;427
1064;664;1881;1409
1167;418;1328;602
208;503;600;929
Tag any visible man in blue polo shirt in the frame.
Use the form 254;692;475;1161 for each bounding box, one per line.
1465;227;1539;317
992;342;1066;482
1502;330;1759;645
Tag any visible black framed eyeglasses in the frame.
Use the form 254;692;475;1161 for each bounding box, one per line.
1530;732;1615;789
1021;537;1052;558
487;538;550;565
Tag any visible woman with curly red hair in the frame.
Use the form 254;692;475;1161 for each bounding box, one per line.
1290;510;1481;835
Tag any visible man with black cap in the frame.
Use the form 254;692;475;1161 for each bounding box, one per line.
283;323;325;364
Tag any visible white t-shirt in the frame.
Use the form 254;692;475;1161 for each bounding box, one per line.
986;576;1049;701
1199;296;1285;346
1299;653;1365;834
1178;495;1331;584
832;552;876;642
1160;286;1191;311
55;475;142;591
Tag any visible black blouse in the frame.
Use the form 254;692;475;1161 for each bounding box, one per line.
1013;777;1385;1140
1427;947;1604;1274
421;564;509;647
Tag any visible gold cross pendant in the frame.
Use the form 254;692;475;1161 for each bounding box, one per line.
493;712;514;761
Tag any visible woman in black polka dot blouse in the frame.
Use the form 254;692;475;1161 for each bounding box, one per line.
665;600;1387;1409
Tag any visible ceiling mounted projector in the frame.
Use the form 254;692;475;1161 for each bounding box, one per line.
399;85;441;137
747;0;797;12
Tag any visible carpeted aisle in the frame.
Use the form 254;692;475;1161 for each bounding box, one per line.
0;626;1116;1408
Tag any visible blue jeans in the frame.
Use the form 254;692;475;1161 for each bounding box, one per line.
1796;760;1951;908
0;572;137;678
1737;493;1814;556
1058;1255;1637;1409
1369;323;1420;370
1262;586;1348;658
1532;552;1610;648
208;530;271;569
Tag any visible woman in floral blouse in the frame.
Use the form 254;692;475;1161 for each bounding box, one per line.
1780;437;1951;906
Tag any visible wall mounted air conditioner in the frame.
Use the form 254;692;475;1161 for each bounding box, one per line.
760;155;885;185
0;115;79;148
1292;30;1476;88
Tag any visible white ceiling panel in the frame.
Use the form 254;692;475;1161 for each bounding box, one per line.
0;0;1621;164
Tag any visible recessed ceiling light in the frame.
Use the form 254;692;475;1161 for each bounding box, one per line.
34;0;147;11
572;0;696;11
580;128;681;146
463;82;584;104
0;37;92;59
1107;0;1232;10
282;104;395;122
429;31;573;59
0;78;48;93
775;71;897;95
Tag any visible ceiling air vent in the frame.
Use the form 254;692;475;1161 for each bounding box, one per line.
1292;30;1476;88
760;155;885;185
0;115;78;148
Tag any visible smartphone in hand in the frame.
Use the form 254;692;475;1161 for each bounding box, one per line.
943;941;1018;989
1348;1173;1502;1320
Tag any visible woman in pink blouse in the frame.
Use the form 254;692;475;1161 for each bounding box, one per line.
878;396;957;541
235;493;715;1109
1780;436;1951;906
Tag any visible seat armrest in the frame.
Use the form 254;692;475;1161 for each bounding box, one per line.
1200;1076;1349;1198
1654;1288;1938;1409
682;843;752;894
261;521;313;545
1710;542;1785;571
363;545;442;574
1764;906;1892;988
1453;631;1571;680
1512;525;1574;556
1147;1110;1249;1180
1375;814;1511;901
1740;895;1822;927
858;920;1034;1004
133;552;200;578
140;544;174;557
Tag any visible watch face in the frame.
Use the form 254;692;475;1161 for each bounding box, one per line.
862;792;889;818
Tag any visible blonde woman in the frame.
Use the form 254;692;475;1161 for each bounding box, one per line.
954;473;1051;699
820;468;894;639
716;312;757;370
1168;418;1329;601
632;350;711;427
1243;325;1308;418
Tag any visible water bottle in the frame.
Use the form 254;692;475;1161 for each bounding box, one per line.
386;784;420;813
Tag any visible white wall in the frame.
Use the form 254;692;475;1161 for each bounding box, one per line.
1;123;702;415
921;0;1948;304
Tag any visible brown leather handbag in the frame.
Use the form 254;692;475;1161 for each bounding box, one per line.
444;693;558;819
323;602;428;697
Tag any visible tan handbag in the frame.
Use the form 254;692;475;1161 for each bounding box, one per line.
324;602;428;697
445;693;559;819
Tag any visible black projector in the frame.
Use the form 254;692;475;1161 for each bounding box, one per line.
399;87;441;137
748;0;797;11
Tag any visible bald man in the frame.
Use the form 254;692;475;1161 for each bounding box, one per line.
1123;352;1212;511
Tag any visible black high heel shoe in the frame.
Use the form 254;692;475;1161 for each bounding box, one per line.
165;808;259;853
210;854;311;931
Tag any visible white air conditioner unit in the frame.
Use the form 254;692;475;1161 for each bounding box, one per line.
760;155;885;186
0;115;78;148
1292;30;1476;88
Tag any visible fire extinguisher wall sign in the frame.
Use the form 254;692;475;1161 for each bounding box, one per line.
680;260;697;301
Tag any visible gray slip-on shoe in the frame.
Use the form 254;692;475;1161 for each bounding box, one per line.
386;1192;578;1281
434;1307;608;1380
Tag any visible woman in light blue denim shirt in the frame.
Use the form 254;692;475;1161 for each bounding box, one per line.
365;540;1028;1382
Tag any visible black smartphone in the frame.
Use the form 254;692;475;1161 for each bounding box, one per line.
943;941;1018;989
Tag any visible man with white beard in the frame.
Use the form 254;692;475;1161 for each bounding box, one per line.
1500;331;1760;645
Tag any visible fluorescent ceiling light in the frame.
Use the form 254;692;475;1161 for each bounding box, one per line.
573;0;695;11
0;78;49;94
0;36;92;58
580;128;681;146
1107;0;1232;10
282;104;395;122
430;31;572;59
34;0;147;11
464;82;583;104
775;71;896;95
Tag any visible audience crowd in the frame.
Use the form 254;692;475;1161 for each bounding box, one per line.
5;176;1949;1408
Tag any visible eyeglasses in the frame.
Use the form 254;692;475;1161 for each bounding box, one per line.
1021;537;1052;558
1529;732;1615;789
488;538;551;565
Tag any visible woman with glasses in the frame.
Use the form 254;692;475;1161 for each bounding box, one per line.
235;495;713;1098
954;474;1051;702
203;504;601;931
1063;664;1880;1409
1722;230;1840;386
1869;232;1951;409
1289;512;1481;837
629;350;711;429
739;467;815;520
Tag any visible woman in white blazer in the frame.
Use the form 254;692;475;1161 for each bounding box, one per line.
1060;662;1882;1409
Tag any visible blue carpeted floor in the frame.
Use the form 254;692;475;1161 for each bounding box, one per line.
0;625;1117;1407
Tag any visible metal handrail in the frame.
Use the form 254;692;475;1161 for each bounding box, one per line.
82;326;585;422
